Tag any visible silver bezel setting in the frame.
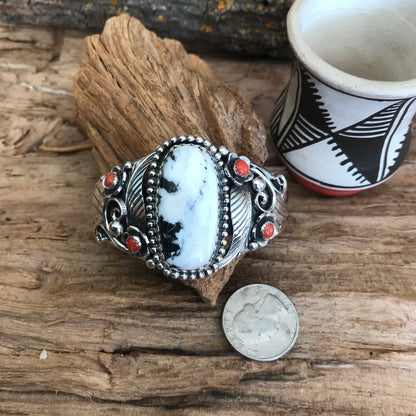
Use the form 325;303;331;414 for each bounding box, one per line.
143;135;230;281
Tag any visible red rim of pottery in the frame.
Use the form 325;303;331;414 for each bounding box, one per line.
286;166;362;197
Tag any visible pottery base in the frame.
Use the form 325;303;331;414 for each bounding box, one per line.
286;166;363;197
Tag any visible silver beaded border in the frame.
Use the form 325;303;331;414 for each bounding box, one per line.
143;135;230;281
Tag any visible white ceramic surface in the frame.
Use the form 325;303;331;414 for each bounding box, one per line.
289;0;416;98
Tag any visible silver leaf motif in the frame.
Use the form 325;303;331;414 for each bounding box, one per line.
219;185;251;267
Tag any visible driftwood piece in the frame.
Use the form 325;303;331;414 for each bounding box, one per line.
73;13;268;305
0;0;291;58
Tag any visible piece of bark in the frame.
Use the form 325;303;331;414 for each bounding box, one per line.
73;13;267;305
0;0;292;58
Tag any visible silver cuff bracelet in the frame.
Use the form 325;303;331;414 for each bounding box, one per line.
93;135;288;281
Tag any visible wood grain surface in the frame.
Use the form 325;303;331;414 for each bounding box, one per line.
0;0;291;58
1;23;416;415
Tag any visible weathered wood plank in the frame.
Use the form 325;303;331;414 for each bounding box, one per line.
0;23;416;414
0;0;292;58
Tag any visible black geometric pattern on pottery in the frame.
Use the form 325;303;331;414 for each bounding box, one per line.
276;64;334;153
327;100;407;184
273;62;414;186
270;86;287;136
385;125;412;178
271;60;299;144
297;67;334;134
327;135;385;184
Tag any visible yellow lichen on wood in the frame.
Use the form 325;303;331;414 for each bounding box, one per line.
158;15;164;20
201;25;212;33
218;0;230;10
87;2;93;8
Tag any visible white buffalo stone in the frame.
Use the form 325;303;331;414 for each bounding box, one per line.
157;145;219;270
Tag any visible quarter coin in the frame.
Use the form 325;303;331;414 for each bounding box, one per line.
222;284;299;361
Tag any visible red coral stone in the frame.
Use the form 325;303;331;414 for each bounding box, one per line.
104;172;116;188
126;236;141;253
234;159;250;177
262;222;275;239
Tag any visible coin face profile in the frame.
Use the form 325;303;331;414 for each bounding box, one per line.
222;284;299;361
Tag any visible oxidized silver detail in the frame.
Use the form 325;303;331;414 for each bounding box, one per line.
93;136;288;280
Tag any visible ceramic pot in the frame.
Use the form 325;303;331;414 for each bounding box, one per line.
271;0;416;196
